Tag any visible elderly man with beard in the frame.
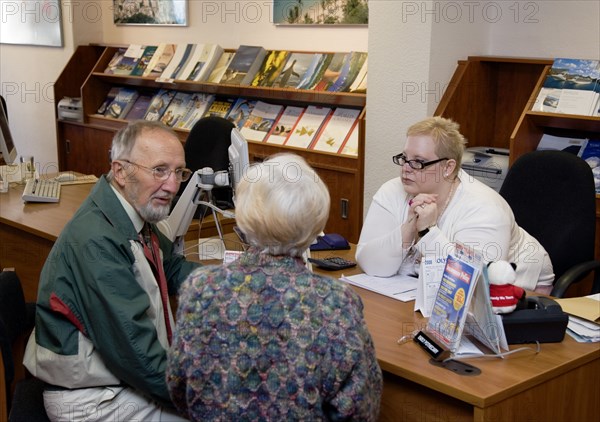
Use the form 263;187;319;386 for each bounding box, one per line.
24;120;200;421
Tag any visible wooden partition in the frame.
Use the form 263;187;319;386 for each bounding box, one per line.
437;56;600;293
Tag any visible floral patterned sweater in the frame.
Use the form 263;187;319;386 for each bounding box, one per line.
167;248;382;421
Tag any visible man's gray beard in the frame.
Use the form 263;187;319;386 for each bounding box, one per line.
139;202;171;224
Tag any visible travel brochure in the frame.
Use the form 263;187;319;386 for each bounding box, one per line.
533;58;600;117
425;242;506;354
103;43;367;93
341;242;507;356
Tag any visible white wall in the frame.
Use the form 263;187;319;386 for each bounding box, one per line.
1;1;598;220
364;0;600;213
366;0;489;205
0;0;102;172
488;1;599;59
100;1;368;51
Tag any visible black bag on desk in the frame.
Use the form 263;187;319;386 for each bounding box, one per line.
501;296;569;344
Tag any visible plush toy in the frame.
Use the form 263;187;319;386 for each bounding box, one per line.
487;261;526;314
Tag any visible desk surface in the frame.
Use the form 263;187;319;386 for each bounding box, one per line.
3;183;599;421
0;181;94;242
194;239;600;414
293;254;600;412
0;181;232;243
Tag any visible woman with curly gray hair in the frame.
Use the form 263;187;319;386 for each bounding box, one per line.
167;153;382;421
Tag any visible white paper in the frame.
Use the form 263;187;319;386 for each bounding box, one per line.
563;294;599;342
556;90;599;116
415;255;446;317
198;238;225;260
454;335;485;356
124;44;145;59
566;315;600;342
223;250;242;264
341;273;418;302
537;133;587;153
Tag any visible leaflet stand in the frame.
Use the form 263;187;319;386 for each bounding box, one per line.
414;243;507;367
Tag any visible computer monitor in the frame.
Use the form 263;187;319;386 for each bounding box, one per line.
0;101;17;164
159;127;250;253
228;128;250;192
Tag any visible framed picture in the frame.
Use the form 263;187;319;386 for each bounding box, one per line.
113;0;187;26
273;0;368;25
0;0;63;47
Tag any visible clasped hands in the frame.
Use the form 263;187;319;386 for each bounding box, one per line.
403;194;439;241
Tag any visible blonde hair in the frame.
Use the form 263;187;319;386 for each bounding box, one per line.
235;153;330;257
407;116;467;175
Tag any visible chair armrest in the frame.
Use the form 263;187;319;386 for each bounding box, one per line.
551;260;600;298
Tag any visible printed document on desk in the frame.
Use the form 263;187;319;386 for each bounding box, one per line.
415;254;447;317
341;273;418;302
556;293;600;342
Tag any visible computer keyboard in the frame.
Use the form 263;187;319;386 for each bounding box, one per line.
308;256;357;271
22;178;61;203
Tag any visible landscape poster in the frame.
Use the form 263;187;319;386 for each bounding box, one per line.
113;0;187;26
274;0;368;25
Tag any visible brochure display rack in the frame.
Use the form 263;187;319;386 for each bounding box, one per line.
423;243;506;356
52;45;366;242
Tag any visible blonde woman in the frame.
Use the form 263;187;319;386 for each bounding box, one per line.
357;116;554;293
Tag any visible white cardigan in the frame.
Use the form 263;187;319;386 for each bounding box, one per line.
356;170;553;291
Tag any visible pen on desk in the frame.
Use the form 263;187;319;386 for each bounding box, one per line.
393;288;417;295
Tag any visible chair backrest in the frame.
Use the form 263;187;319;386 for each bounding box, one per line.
0;271;27;387
0;272;47;421
179;116;235;212
499;150;596;283
0;95;7;120
0;271;28;417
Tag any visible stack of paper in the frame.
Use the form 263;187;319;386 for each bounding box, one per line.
555;294;600;342
341;273;418;302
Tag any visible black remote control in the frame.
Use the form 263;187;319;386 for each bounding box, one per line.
308;257;357;271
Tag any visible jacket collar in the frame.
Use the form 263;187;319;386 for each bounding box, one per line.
88;175;140;240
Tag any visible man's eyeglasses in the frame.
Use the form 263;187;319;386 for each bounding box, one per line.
119;160;193;182
392;153;449;170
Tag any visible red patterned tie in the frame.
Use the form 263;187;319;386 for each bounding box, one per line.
140;224;173;344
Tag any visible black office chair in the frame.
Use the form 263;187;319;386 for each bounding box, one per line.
177;116;235;218
0;95;7;119
0;271;49;422
499;150;600;297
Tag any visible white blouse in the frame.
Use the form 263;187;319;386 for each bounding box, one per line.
356;170;553;291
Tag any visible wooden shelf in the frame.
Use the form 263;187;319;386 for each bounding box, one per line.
439;55;600;280
525;111;600;133
54;44;366;242
510;57;600;269
89;72;366;107
435;56;552;156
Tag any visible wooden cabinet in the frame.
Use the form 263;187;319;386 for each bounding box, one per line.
437;56;600;293
435;56;553;155
510;62;600;268
53;45;366;242
58;123;113;175
510;65;600;162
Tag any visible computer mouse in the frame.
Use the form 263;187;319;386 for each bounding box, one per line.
55;173;77;182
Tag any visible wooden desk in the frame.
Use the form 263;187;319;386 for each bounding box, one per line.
187;241;600;421
308;248;600;422
2;186;599;421
0;182;91;301
0;181;233;302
